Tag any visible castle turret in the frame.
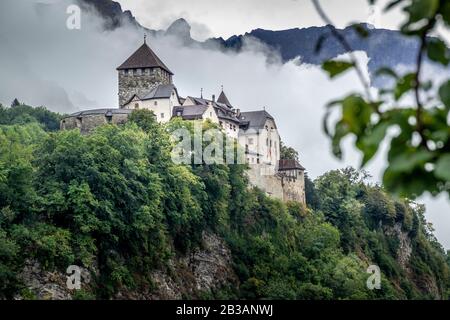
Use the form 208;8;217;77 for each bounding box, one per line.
117;38;174;107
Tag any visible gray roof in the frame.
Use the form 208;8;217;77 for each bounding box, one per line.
141;84;176;100
173;105;208;120
185;96;240;123
217;90;232;107
278;159;305;171
187;96;209;106
239;110;276;129
117;42;173;75
64;108;133;119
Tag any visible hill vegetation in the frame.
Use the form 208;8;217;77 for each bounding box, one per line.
0;104;449;299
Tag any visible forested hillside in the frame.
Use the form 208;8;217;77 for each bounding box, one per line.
0;103;449;299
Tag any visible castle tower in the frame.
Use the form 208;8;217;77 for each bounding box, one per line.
117;38;174;107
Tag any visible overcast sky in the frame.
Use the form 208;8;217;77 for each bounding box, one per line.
0;0;449;249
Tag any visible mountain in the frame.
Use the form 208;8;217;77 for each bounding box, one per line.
214;25;419;77
78;0;419;80
78;0;141;30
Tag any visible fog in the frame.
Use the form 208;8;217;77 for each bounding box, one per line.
0;0;448;249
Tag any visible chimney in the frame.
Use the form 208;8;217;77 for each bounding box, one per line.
212;94;215;102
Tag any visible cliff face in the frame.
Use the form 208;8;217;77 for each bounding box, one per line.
383;223;443;299
15;232;237;300
385;223;412;270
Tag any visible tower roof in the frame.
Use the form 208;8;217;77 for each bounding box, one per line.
217;90;232;107
117;42;173;75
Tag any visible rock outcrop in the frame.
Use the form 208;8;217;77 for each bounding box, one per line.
15;232;237;300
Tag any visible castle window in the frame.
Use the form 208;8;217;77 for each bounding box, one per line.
137;69;142;75
160;113;164;119
154;101;158;106
210;112;212;117
134;103;139;109
266;138;268;146
257;158;260;164
248;138;254;145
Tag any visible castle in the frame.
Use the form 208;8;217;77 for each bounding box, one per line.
61;39;306;203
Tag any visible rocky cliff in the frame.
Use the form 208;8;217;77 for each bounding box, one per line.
14;232;237;300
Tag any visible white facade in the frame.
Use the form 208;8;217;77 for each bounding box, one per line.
239;118;280;168
219;119;239;139
123;88;180;123
201;105;220;123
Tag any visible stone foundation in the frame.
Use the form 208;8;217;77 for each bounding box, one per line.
247;164;305;204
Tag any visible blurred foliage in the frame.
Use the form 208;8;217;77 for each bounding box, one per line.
319;0;450;198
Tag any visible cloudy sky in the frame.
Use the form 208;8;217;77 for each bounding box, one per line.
0;0;449;249
116;0;404;40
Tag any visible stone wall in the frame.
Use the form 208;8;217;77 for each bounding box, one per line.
118;67;171;107
60;111;131;134
281;171;306;203
247;164;305;204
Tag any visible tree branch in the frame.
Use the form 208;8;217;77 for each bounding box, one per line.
312;0;374;102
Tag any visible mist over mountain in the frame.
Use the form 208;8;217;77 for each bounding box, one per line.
80;0;419;80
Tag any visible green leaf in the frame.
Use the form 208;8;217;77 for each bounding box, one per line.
438;80;450;109
435;154;450;181
389;149;434;173
341;95;373;135
394;73;416;100
322;60;355;79
404;0;439;23
358;121;390;166
331;120;349;159
376;67;398;79
427;38;450;66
